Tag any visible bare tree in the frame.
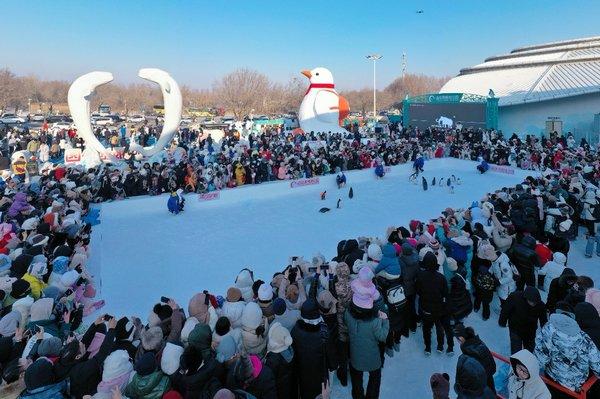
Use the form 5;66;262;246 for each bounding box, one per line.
213;68;271;119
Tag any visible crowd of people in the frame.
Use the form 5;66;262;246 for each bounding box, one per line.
0;120;599;399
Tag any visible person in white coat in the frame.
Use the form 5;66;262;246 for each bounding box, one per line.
489;250;517;305
538;252;566;292
508;349;551;399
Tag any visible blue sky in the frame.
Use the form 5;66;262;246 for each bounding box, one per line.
1;0;599;90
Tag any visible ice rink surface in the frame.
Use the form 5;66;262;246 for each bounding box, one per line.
88;158;598;398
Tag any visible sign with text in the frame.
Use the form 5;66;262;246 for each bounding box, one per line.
290;177;320;188
198;192;220;201
64;148;82;164
490;164;515;175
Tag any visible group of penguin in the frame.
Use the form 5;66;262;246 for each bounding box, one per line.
319;187;353;213
420;175;461;193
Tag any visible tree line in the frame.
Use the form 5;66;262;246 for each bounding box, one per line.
0;67;449;118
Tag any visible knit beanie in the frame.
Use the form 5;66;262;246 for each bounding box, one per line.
430;373;450;399
226;287;242;302
257;283;273;302
135;352;156;376
38;336;63;357
272;298;286;316
301;299;320;321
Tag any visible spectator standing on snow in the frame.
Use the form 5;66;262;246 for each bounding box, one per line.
453;324;496;393
499;286;547;354
508;349;551;399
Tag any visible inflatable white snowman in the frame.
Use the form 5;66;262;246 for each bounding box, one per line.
298;67;351;135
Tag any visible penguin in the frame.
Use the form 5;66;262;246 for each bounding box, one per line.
349;187;354;199
320;191;326;200
439;177;445;187
447;178;451;187
319;207;331;213
432;177;436;186
337;198;342;209
422;176;428;191
451;174;457;183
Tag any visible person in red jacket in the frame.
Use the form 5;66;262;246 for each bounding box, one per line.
535;235;553;288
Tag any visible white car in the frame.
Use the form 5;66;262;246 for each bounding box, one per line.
127;115;146;123
52;121;73;130
31;113;46;122
0;113;25;124
92;117;113;126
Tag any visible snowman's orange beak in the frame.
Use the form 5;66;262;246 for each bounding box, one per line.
301;70;312;78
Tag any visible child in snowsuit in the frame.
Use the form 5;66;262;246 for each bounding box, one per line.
477;158;489;174
167;189;185;214
374;162;385;178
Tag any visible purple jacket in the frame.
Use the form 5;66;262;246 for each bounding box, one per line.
8;192;29;217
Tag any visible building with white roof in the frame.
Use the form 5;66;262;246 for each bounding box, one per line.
440;36;600;141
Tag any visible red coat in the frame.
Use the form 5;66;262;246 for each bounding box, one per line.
535;243;553;267
434;147;444;158
54;167;66;181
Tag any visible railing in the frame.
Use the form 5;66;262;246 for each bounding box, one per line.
491;351;598;399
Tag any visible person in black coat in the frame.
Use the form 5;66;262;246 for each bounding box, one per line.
291;299;330;399
341;239;364;270
173;345;222;399
546;267;577;314
448;273;473;323
454;355;496;399
400;242;420;332
498;287;547;354
228;354;277;399
508;235;539;290
416;252;453;354
574;302;600;349
54;316;116;399
454;324;496;393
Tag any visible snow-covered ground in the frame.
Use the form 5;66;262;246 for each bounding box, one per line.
88;158;599;398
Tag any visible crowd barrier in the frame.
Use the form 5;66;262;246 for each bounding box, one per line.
491;351;598;399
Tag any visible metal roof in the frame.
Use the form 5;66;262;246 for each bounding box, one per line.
440;37;600;106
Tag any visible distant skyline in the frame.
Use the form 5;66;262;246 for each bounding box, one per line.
1;1;599;90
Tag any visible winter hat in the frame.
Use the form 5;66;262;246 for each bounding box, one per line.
215;316;231;337
272;298;287;316
477;243;497;261
351;267;379;310
301;299;320;321
422;252;438;271
317;290;337;315
252;280;265;298
216;334;238;363
28;234;49;247
163;391;184;399
115;317;134;341
24;358;54;391
29;297;54;322
38;336;63;357
0;311;21;336
213;389;236;399
428;239;440;251
98;350;133;393
257;283;273;302
558;219;572;232
180;317;199;344
27;259;47;279
267;322;293;354
241;302;263;329
11;279;31;298
152;303;173;321
367;243;382;261
446;257;458;272
51;256;70;275
135;352;157;376
523;287;541;305
0;276;16;292
21;217;39;231
60;270;80;288
161;342;184;375
188;292;210;324
141;326;164;351
430;373;450;399
227;287;242;302
187;324;212;357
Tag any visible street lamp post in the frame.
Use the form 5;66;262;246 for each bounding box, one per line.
366;54;382;120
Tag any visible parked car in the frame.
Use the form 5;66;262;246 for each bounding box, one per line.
92;117;113;126
31;113;46;122
0;113;25;124
127;115;146;123
52;121;73;130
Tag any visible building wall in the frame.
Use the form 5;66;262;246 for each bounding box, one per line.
498;93;600;143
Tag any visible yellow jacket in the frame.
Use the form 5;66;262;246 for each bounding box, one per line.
22;273;47;300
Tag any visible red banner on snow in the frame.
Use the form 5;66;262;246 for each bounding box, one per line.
490;165;515;175
198;192;220;201
290;177;320;188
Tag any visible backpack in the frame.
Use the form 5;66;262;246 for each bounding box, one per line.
386;283;407;310
476;271;497;292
